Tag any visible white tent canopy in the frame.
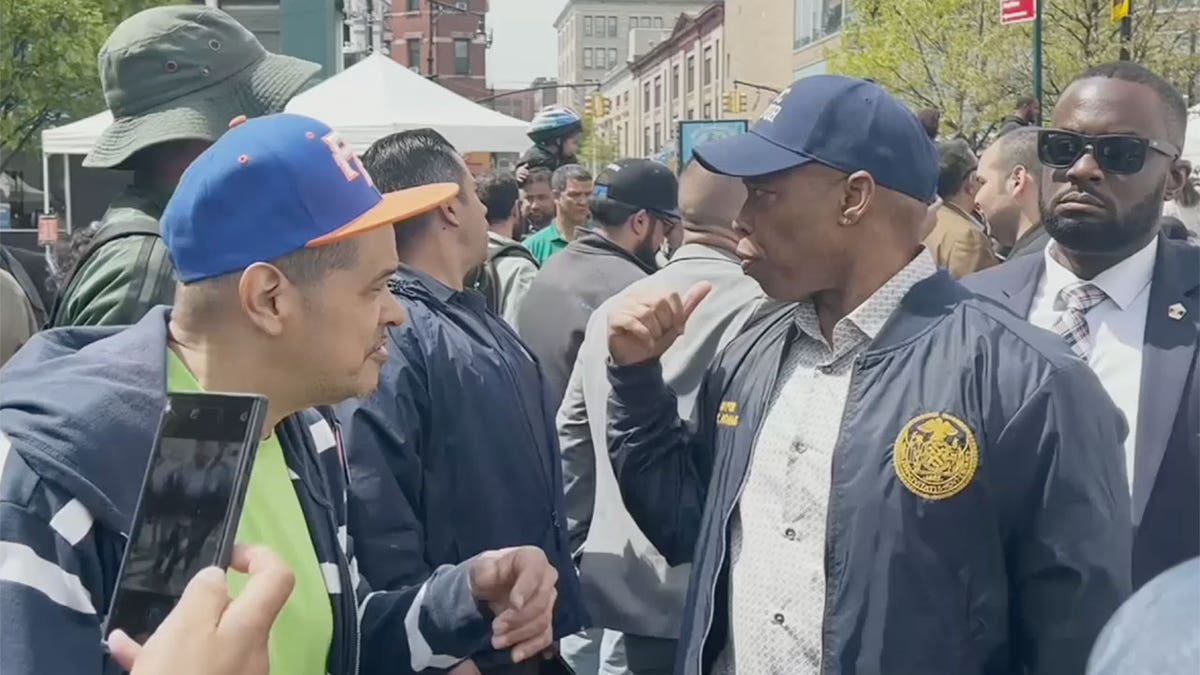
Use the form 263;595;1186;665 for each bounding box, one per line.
41;111;114;156
286;53;530;154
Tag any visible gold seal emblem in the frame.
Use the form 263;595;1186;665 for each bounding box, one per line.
893;412;978;500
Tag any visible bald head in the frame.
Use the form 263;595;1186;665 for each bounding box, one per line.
678;161;747;232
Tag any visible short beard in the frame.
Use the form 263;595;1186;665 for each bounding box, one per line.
634;229;660;268
1040;179;1166;254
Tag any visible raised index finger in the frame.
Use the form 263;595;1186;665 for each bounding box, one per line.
681;282;713;320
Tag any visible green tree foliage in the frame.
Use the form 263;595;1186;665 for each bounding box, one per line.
829;0;1200;149
0;0;176;168
578;113;621;172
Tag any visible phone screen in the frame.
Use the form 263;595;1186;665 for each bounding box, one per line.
105;393;265;643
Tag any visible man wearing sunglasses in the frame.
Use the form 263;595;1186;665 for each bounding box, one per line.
968;61;1199;591
517;159;680;412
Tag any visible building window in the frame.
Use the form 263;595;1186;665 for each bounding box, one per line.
704;46;713;85
406;0;420;11
598;49;607;70
672;64;680;99
407;39;421;68
654;123;661;151
643;82;650;109
654;76;661;108
653;16;664;28
644;128;650;153
794;0;845;49
715;39;721;81
454;39;470;75
687;108;695;119
608;16;618;37
453;0;467;9
687;55;695;92
624;91;629;106
630;17;639;28
703;102;712;119
584;48;593;69
584;16;593;36
608;48;617;67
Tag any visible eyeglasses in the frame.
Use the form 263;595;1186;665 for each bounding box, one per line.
1038;129;1179;175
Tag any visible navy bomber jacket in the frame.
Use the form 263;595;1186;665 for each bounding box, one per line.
607;270;1133;675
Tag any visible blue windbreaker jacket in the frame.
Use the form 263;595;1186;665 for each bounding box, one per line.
0;307;498;675
607;271;1133;675
336;269;586;672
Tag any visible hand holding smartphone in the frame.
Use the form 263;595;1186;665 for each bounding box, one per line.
103;392;268;644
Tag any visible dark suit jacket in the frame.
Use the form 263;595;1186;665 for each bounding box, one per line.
965;236;1200;589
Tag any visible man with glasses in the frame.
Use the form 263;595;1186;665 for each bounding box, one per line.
968;62;1199;590
518;159;680;412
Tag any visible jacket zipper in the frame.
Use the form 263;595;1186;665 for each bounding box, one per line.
695;335;787;674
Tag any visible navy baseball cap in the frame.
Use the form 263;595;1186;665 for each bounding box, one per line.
162;113;459;283
692;75;938;204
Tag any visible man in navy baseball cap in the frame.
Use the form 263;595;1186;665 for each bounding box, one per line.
0;112;566;675
599;73;1129;674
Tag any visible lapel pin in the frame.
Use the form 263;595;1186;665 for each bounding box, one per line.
1168;303;1187;321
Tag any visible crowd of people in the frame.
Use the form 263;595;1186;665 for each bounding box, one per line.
0;5;1198;675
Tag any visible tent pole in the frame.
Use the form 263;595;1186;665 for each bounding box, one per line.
63;156;73;233
41;152;50;216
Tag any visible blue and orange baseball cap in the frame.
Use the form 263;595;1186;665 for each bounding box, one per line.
692;75;938;204
161;113;459;283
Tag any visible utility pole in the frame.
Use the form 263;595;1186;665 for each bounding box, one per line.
1033;1;1042;123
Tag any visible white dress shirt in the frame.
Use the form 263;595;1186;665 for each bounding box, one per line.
713;251;937;674
1028;238;1157;487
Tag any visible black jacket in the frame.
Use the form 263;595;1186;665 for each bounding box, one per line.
608;270;1131;674
336;268;586;671
966;235;1200;589
516;233;656;410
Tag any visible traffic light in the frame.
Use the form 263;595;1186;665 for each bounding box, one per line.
737;92;748;114
721;92;734;114
600;96;612;116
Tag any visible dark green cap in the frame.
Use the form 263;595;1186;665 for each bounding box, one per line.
84;6;321;169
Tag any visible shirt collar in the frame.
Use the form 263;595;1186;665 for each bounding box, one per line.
1042;236;1157;311
794;249;938;346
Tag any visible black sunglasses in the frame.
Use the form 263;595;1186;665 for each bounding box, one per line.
1038;129;1179;175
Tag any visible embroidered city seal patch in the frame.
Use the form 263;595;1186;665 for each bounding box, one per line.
893;412;978;500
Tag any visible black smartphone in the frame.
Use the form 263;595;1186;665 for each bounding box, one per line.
102;392;268;644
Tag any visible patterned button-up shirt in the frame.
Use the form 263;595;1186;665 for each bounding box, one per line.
714;251;938;674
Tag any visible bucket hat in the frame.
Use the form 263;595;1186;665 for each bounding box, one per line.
83;6;321;169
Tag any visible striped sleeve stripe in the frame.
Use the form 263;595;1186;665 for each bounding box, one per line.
320;562;342;595
0;430;10;476
0;541;96;615
404;582;463;671
49;499;94;547
308;419;336;453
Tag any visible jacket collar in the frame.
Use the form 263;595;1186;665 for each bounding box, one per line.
571;233;658;274
392;264;457;304
866;269;974;354
665;243;740;266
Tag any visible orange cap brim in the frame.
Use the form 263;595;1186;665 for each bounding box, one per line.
306;182;460;247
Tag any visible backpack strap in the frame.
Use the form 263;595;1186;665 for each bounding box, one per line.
48;213;161;326
488;241;539;267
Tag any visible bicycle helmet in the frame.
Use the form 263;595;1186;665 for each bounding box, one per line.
527;105;583;144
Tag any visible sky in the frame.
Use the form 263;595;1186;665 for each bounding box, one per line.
485;0;565;89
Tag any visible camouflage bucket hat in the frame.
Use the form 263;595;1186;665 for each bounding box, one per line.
83;6;321;169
